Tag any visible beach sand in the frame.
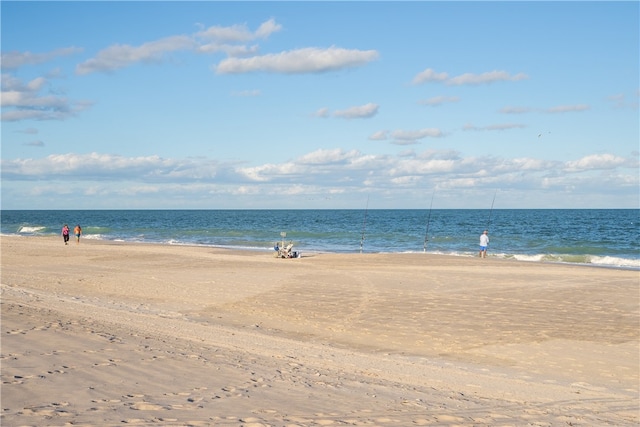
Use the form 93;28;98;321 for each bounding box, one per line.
2;235;638;426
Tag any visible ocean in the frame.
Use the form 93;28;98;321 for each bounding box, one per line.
2;209;638;270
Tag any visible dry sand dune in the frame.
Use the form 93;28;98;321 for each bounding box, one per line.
2;235;638;426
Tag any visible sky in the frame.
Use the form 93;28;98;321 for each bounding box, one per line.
1;1;639;210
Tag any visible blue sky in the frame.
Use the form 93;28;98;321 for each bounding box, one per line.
2;1;638;210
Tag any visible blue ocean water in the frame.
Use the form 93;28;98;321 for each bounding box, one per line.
2;209;638;269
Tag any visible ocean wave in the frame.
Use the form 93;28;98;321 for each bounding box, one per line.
18;226;47;233
82;234;105;240
506;252;639;269
589;255;640;269
509;253;546;262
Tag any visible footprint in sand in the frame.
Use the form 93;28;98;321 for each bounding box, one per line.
18;402;71;418
6;329;28;335
129;402;167;411
239;418;268;427
92;398;122;403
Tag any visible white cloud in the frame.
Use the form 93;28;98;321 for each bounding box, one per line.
1;153;220;180
499;106;533;114
463;123;527;131
419;96;460;106
255;18;283;39
314;103;379;120
504;157;552;171
298;149;360;165
195;19;280;56
76;35;197;75
196;24;258;43
389;157;458;175
22;140;44;147
2;90;65;109
215;47;379;74
1;47;82;70
390;128;443;145
412;68;528;86
2;149;637;209
333;103;379;119
196;18;281;43
1;75;93;121
198;43;260;56
546;104;590;113
76;19;282;75
412;68;448;84
605;93;639;110
313;107;330;118
2;74;42;92
564;154;632;172
500;104;593;114
368;130;388;140
448;70;528;85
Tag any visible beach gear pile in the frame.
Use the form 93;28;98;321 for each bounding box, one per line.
274;232;300;258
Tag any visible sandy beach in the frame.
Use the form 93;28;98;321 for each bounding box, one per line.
2;235;638;426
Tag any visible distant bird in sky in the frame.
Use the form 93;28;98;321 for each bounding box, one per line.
538;131;551;138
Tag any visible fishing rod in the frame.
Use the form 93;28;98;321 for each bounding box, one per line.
423;191;435;252
486;189;497;231
360;195;369;253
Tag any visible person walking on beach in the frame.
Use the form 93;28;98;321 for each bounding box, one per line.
62;224;70;245
74;224;82;244
479;230;489;258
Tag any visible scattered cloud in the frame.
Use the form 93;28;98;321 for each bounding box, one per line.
298;148;361;165
3;151;636;203
448;70;528;86
313;107;330;118
499;104;594;115
75;19;283;75
606;93;639;110
419;96;460;107
215;46;379;74
3;9;636;209
76;35;197;75
333;103;379;119
368;130;388;140
412;68;528;86
371;128;444;145
412;68;448;84
499;106;533;114
391;128;443;143
545;104;590;113
463;123;527;131
1;153;221;181
15;127;39;134
314;103;379;119
195;18;282;43
564;153;635;172
198;43;260;57
1;47;82;70
69;18;378;76
1;75;93;122
22;140;45;147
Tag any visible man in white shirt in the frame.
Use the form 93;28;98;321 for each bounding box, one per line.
479;230;489;258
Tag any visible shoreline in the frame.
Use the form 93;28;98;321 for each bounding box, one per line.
4;233;639;271
2;235;638;425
